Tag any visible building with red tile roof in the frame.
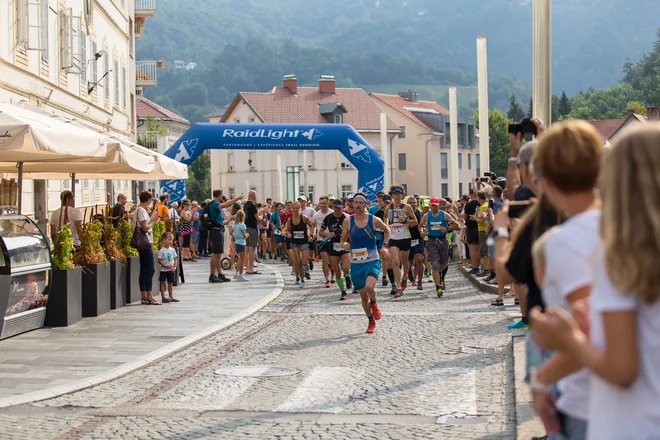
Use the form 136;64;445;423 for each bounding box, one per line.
136;96;190;158
211;76;401;202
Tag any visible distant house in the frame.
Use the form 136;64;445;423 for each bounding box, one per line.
204;104;230;123
185;62;197;70
174;60;185;69
608;107;660;143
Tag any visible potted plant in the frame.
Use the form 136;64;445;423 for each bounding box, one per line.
104;222;126;310
156;60;164;68
151;219;166;290
74;220;110;317
45;225;82;327
119;220;140;304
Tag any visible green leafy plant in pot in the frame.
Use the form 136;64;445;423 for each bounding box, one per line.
46;225;82;326
52;225;74;270
152;219;165;253
74;220;107;265
119;219;138;260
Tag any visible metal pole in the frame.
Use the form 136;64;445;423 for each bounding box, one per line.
17;162;23;215
533;0;552;125
380;113;390;189
449;87;460;200
276;155;283;202
71;173;76;206
448;87;460;200
335;151;342;198
245;179;250;198
303;150;308;200
476;36;490;174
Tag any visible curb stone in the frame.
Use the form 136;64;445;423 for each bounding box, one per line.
0;265;285;409
458;264;511;295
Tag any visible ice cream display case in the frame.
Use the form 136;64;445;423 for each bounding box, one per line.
0;215;51;340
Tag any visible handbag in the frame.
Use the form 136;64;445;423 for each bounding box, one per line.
130;208;152;251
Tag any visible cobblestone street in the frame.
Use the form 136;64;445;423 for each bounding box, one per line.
0;262;517;439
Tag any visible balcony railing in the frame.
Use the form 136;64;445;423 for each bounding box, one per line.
136;61;158;88
135;20;144;39
137;131;160;151
135;0;156;17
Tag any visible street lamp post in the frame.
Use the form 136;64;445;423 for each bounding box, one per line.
533;0;552;125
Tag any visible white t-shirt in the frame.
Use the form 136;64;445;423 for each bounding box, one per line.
312;209;331;241
133;206;153;244
302;206;316;220
157;247;177;271
542;209;601;421
50;206;83;246
586;244;660;439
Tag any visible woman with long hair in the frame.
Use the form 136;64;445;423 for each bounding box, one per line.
282;202;314;288
531;125;660;439
179;199;196;262
133;190;161;305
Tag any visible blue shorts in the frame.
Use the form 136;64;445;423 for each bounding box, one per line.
235;243;246;253
488;243;496;261
350;259;381;290
275;234;285;244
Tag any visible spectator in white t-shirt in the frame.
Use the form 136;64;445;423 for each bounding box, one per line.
50;190;83;247
532;125;660;440
526;121;604;439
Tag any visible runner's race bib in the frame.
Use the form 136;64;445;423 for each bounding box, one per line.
351;248;369;261
333;242;343;252
430;222;443;231
293;231;304;239
391;224;405;233
411;239;419;246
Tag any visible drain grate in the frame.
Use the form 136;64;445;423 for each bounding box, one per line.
214;366;299;377
461;346;504;355
436;415;493;425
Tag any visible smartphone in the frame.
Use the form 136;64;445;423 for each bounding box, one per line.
508;201;532;219
480;177;490;182
508;118;538;137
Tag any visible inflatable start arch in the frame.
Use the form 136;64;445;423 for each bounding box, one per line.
160;123;385;202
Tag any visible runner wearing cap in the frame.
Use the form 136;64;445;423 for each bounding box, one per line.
282;202;315;288
340;192;390;334
420;197;455;296
345;195;356;215
312;196;332;287
383;184;418;297
320;198;352;299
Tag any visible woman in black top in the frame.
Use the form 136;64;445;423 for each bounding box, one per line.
282;202;315;288
406;197;425;290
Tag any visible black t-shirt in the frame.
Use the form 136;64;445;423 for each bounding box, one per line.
409;210;422;240
515;184;536;201
505;213;561;318
243;201;258;229
111;203;126;227
464;200;480;230
322;213;346;241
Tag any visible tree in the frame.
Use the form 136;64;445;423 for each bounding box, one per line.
558;91;571;117
626;100;647;115
137;117;167;151
486;109;511;177
528;98;533;117
507;95;525;122
186;150;211;202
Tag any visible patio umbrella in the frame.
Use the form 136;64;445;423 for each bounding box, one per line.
122;141;188;180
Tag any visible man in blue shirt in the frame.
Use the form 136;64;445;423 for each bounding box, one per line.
209;189;243;283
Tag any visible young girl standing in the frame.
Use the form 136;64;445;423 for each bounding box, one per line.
232;210;249;282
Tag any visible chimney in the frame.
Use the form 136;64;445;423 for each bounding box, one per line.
647;106;659;121
283;74;297;94
628;109;635;116
319;75;336;94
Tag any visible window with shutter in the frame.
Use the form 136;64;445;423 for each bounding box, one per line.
80;30;87;83
91;41;97;83
104;53;109;98
114;60;119;105
41;0;48;61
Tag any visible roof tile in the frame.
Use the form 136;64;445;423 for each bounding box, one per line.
370;93;449;132
136;96;190;125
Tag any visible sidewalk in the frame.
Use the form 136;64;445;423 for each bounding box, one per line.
0;259;283;406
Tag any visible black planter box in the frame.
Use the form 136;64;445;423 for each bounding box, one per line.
109;260;126;310
153;252;161;295
126;256;141;304
45;267;82;327
81;262;111;317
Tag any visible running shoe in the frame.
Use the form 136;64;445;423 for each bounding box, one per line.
345;277;353;290
309;261;314;271
366;320;376;334
508;320;529;331
325;280;331;288
382;277;388;287
436;287;444;297
401;280;407;291
291;269;295;275
407;270;414;283
477;270;489;277
295;277;300;285
394;289;404;298
412;280;417;287
439;279;446;290
331;274;336;284
390;285;398;295
424;270;430;278
340;291;347;300
487;278;499;285
370;303;382;320
468;268;480;275
304;271;311;280
238;275;249;282
352;288;359;294
233;273;239;279
417;283;424;291
300;281;305;289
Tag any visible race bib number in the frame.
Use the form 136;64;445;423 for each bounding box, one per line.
391;224;405;233
293;231;304;239
351;248;369;261
430;222;443;231
411;239;419;246
333;242;342;252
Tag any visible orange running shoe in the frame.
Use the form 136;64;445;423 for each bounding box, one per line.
394;289;404;298
371;303;382;320
366;320;376;333
401;280;407;291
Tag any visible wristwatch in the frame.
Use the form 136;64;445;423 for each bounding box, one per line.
492;227;510;240
508;157;519;163
529;367;553;393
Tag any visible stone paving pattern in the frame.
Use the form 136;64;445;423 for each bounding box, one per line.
0;261;520;439
0;261;280;399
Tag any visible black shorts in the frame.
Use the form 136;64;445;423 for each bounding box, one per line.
266;229;272;238
389;238;411;252
318;240;330;254
210;228;224;255
328;241;348;258
409;238;425;257
159;271;175;283
182;233;191;248
466;228;479;245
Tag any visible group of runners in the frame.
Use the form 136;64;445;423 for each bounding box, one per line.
270;185;460;333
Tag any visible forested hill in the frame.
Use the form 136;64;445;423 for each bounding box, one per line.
137;0;659;94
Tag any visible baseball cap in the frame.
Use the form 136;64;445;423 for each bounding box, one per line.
327;194;336;200
298;195;307;202
430;197;441;206
332;199;343;208
413;193;420;198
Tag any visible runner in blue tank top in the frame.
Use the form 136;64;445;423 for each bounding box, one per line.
420;197;459;296
340;193;391;334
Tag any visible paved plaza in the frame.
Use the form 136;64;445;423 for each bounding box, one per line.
0;262;523;439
